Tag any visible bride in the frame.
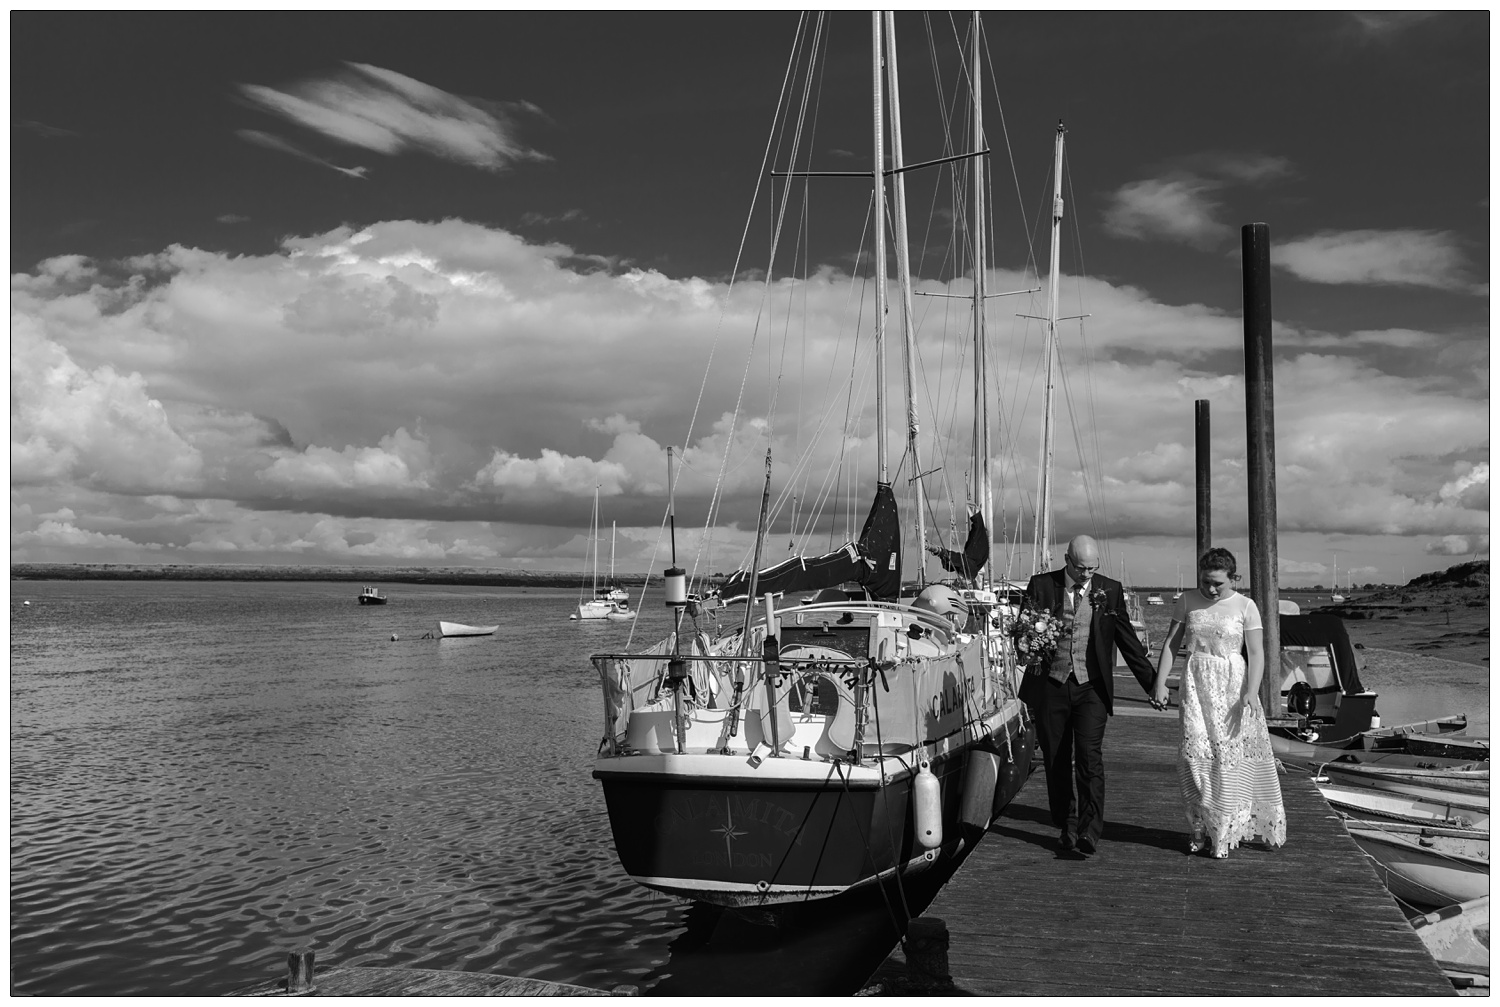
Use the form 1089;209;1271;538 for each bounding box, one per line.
1151;547;1286;858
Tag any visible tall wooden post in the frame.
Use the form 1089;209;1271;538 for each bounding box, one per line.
1242;223;1280;714
1194;399;1211;563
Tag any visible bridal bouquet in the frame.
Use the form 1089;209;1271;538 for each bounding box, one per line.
1010;606;1064;674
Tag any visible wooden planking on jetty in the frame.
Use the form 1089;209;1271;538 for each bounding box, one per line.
878;704;1456;996
232;966;621;996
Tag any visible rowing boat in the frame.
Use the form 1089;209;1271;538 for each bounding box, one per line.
1318;762;1490;803
1319;783;1489;830
438;621;498;638
1410;896;1490;989
1343;822;1489;908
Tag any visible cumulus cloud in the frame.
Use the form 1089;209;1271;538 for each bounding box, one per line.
261;427;436;494
1270;229;1476;291
1425;534;1488;557
11;316;204;492
9;219;1487;575
238;62;548;172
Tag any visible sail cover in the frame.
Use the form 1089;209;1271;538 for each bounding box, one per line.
719;483;902;604
929;511;989;580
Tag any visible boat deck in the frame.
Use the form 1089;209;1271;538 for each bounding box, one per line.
869;694;1456;995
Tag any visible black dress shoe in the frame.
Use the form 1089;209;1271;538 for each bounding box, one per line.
1077;835;1098;856
1056;831;1075;851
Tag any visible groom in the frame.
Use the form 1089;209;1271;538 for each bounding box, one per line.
1019;534;1156;855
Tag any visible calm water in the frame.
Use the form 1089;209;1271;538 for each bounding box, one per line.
10;580;943;996
12;580;1485;996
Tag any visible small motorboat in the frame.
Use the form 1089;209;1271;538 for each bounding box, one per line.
438;621;498;638
1344;822;1489;908
1410;896;1490;992
358;586;388;605
1147;594;1164;606
605;607;634;621
1319;783;1489;831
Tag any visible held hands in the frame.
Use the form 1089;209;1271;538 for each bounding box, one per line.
1148;681;1170;711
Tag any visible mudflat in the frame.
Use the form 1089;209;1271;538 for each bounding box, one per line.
1314;564;1489;668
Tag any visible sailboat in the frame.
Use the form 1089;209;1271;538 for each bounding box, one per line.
575;486;629;620
601;522;630;605
1173;561;1184;602
589;12;1033;907
1331;554;1346;604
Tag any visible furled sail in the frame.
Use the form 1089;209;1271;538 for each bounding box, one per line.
719;483;902;604
927;511;990;580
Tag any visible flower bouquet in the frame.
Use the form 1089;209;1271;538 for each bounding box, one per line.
1010;606;1064;675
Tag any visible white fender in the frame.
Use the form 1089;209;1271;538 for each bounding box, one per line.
914;760;943;849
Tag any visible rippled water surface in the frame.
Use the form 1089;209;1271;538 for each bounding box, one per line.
14;580;1485;995
13;580;925;996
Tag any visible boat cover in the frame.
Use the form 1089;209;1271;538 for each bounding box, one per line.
1280;614;1365;694
720;483;902;603
928;511;990;580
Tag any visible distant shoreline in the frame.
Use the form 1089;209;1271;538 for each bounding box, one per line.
9;562;642;589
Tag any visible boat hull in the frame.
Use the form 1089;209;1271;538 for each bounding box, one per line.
1346;826;1489;908
1273;733;1484;772
1411;896;1490;975
1319;783;1489;830
595;723;1032;907
438;621;498;637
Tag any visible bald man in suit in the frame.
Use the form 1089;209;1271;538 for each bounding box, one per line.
1019;534;1157;855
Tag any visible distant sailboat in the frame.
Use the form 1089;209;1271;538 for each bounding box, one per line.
1172;560;1183;601
575;486;629;620
1331;554;1346;603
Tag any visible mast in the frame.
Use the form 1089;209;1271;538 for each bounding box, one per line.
1031;120;1066;574
884;11;926;587
591;484;601;593
970;11;990;589
610;520;616;585
871;13;889;485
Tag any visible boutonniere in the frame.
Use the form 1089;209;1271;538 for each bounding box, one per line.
1088;587;1108;609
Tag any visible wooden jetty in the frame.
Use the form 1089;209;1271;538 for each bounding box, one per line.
232;951;633;996
865;701;1457;996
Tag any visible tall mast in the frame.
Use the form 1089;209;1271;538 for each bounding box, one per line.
871;13;889;485
884;11;925;586
970;12;990;589
1032;121;1065;574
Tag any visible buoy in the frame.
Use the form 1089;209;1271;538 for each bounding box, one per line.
960;750;1000;830
913;760;942;849
390;634;399;642
22;600;31;606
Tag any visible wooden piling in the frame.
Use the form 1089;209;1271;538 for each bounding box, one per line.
1241;222;1281;712
287;949;315;995
1195;398;1211;561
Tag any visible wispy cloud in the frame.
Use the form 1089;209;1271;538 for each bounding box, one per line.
239;62;548;172
236;129;369;179
1348;11;1441;39
216;213;250;225
14;118;78;138
1270;229;1476;291
1102;176;1232;248
520;209;587;227
1103;154;1293;249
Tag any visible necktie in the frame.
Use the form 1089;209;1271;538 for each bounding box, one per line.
1072;584;1092;683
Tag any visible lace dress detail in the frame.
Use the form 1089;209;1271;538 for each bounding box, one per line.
1176;596;1286;850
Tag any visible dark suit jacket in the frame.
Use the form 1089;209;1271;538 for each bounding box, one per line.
1017;569;1155;715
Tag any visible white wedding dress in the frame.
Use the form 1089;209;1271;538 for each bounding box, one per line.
1174;591;1286;851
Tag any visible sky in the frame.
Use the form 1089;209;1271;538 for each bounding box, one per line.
9;11;1490;590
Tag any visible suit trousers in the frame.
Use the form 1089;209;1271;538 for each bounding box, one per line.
1034;674;1108;843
